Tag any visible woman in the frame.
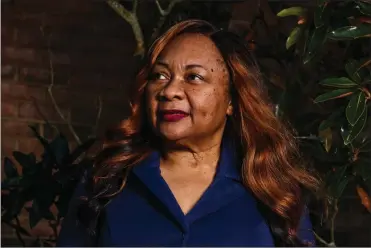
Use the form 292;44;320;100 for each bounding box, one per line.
57;19;320;247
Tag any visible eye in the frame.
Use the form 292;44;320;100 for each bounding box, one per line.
187;73;204;82
148;72;168;81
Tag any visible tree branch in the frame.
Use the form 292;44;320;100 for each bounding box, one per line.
92;96;103;137
41;27;82;145
155;0;183;16
312;230;329;246
106;0;145;57
330;199;339;246
151;0;184;42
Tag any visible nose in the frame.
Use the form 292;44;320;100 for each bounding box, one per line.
158;76;185;101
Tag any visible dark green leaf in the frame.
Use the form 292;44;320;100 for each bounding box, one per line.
319;108;345;131
56;186;75;218
319;77;358;88
359;139;371;152
345;108;368;145
1;177;22;189
340;126;349;143
29;125;57;163
327;166;351;199
357;1;371;16
314;2;329;28
353;158;371;182
286;26;303;49
328;24;371;40
346;59;363;83
65;138;96;164
277;7;307;17
314;89;355;103
12;152;36;168
33;188;56;218
4;157;18;178
28;125;49;147
346;91;366;125
303;25;328;64
2;192;27;222
49;133;70;165
28;201;43;229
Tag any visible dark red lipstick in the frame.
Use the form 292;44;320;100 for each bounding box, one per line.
159;109;189;122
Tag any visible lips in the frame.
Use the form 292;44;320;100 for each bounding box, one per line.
159;109;189;122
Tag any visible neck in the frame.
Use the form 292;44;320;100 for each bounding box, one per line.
160;136;223;171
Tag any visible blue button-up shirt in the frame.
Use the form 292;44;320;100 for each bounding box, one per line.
57;140;315;246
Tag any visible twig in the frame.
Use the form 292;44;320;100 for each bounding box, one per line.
312;230;329;246
15;217;26;247
155;0;183;16
31;96;59;134
151;0;184;41
330;199;339;246
295;135;322;141
92;96;103;136
41;29;82;145
106;0;145;57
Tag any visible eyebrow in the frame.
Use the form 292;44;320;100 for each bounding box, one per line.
155;61;206;70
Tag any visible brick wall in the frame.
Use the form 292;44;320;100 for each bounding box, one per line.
1;0;148;244
1;0;139;158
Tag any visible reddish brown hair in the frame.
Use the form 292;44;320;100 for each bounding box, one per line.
90;19;320;244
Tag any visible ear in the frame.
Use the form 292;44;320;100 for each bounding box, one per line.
226;101;233;116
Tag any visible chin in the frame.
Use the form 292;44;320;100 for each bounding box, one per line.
158;125;190;141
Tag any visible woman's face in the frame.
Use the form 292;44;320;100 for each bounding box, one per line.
146;33;233;145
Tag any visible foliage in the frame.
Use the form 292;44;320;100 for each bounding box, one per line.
1;126;96;246
270;0;371;246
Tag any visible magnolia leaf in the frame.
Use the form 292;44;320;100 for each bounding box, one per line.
49;133;70;166
344;108;368;145
346;91;366;125
286;26;303;49
319;77;358;88
356;58;371;75
357;1;371;16
359;139;371;152
327;166;350;199
4;157;18;178
12;152;36;168
277;7;307;17
65;138;96;164
318;108;344;131
314;89;355;103
328;24;371;40
319;127;333;152
345;59;363;83
314;2;329;28
303;25;328;64
353;158;371;181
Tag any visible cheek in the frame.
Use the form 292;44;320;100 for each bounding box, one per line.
191;88;226;118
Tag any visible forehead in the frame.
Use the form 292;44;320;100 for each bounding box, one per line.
158;33;226;68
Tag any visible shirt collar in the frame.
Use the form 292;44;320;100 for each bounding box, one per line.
133;136;242;182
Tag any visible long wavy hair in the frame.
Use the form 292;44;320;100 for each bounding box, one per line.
78;19;320;246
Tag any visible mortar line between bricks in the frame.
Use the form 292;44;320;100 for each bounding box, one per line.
1;116;95;128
